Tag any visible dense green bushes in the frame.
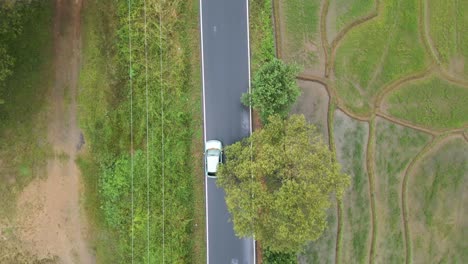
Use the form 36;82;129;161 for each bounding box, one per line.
80;0;198;262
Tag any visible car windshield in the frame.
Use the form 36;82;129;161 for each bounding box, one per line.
207;149;220;156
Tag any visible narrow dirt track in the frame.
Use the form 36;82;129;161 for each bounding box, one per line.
16;0;95;263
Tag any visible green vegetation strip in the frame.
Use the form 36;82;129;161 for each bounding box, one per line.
250;0;275;72
333;0;428;114
79;0;199;262
385;76;468;130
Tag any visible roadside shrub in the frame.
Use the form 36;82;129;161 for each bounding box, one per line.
242;58;300;123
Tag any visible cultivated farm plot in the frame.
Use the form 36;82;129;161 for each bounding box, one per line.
373;118;431;264
383;75;468;130
325;0;375;43
407;137;468;263
333;0;428;115
274;0;468;262
276;0;325;75
333;110;370;264
427;0;468;80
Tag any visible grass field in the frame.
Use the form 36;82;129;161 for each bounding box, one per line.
278;0;322;71
384;76;468;129
334;110;370;264
326;0;375;42
408;137;467;263
428;0;467;79
333;0;428;114
79;0;202;262
374;118;431;264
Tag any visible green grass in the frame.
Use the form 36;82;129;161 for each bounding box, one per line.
333;110;371;264
250;0;275;73
408;137;468;263
373;118;431;264
385;76;468;129
79;0;200;262
0;0;53;216
327;0;375;41
281;0;321;68
428;0;468;79
334;0;428;114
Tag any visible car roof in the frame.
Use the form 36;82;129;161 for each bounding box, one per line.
205;140;222;151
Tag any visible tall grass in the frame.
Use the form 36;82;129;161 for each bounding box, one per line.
385;76;468;129
79;0;199;262
250;0;275;73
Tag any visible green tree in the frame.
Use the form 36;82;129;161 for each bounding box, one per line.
218;115;350;253
0;1;26;103
242;58;301;123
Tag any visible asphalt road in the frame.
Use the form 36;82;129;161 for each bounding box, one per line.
200;0;255;263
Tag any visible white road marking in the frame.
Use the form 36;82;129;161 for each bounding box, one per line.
245;0;256;263
198;0;210;263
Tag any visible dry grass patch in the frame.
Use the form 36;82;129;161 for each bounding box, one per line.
408;137;468;263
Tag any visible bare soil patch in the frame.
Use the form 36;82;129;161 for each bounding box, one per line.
291;80;330;143
14;0;95;263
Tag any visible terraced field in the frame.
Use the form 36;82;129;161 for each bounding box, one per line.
274;0;468;262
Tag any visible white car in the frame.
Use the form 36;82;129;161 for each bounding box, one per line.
205;140;223;178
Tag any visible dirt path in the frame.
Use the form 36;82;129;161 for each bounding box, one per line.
16;0;95;263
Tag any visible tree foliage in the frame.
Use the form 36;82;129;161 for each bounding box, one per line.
0;1;27;102
242;58;301;123
263;247;297;264
218;115;350;252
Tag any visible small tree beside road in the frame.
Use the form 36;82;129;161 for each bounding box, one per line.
242;58;301;123
217;115;350;253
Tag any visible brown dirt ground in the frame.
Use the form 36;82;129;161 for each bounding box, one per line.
15;0;95;263
290;80;330;143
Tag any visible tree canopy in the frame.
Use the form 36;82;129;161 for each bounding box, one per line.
242;58;301;123
217;114;350;252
